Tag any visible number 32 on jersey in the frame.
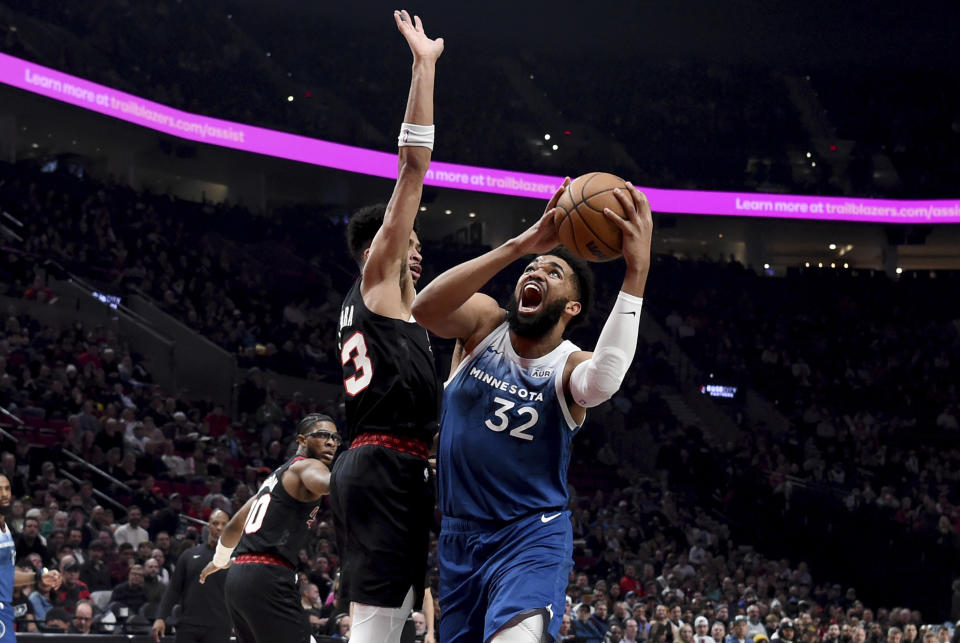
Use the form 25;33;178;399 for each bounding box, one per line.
485;396;539;441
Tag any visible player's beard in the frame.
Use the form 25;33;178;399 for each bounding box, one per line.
0;501;11;518
505;294;568;338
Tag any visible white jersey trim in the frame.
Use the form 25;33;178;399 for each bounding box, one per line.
451;322;581;431
443;322;505;388
554;352;580;431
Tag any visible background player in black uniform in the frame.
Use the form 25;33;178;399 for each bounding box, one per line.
332;10;443;643
152;509;231;643
198;415;339;643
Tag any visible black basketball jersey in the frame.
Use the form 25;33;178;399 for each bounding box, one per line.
234;456;321;566
338;279;439;445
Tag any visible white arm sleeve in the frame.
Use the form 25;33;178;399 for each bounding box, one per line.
569;291;643;408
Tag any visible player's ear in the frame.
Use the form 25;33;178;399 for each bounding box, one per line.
362;247;372;263
565;300;582;318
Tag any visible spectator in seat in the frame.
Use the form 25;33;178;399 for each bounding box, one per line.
153;531;174;570
150;549;170;585
110;564;148;614
69;599;94;634
728;616;749;643
746;606;765;639
42;607;71;632
1;453;27;497
15;517;52;566
611;602;631;630
136;540;155;564
66;527;86;564
24;275;55;303
160;442;188;478
624;618;644;643
54;557;90;613
650;605;674;643
149;496;182;539
95;422;125;457
80;541;111;592
110;543;135;585
621;564;643;596
300;583;322;611
559;613;576;641
12;564;39;632
669;606;685;639
576;603;608;643
410;611;429;642
114;506;149;548
695;616;716;643
142;558;166;607
203;405;230;436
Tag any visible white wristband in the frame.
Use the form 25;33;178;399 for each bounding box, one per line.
213;538;234;568
398;122;435;150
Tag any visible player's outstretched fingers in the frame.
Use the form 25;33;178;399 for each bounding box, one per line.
625;182;653;227
611;187;638;221
602;207;630;231
413;14;423;32
544;177;571;213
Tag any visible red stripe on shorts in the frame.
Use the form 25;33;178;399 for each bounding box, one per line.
349;432;430;460
233;553;294;569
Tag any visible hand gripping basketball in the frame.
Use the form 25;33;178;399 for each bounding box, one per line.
553;172;635;261
604;182;653;276
513;177;570;256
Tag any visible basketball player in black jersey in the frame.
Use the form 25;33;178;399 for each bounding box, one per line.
332;10;443;643
198;414;340;643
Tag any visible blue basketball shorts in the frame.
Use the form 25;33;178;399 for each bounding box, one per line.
0;602;15;643
438;510;573;643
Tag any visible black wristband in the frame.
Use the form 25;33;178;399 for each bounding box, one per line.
35;568;45;585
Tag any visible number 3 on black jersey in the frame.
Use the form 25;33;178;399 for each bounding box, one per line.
341;331;374;396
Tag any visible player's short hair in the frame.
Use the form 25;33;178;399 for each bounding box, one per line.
346;204;420;267
296;414;335;435
544;247;594;329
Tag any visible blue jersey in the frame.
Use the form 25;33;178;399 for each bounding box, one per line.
438;322;581;523
0;525;13;604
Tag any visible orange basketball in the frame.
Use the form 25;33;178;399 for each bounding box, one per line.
552;172;629;262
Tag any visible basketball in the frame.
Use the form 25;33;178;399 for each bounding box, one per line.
552;172;630;262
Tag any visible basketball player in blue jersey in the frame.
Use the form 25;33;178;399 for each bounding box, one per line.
413;182;653;643
0;475;62;643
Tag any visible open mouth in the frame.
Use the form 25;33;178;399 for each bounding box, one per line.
518;281;544;314
409;263;422;280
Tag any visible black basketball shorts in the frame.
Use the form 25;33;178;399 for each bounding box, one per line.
330;444;435;609
224;561;309;643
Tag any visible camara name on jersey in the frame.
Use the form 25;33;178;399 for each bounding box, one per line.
469;366;545;401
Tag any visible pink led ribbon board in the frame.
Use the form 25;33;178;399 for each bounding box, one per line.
2;52;959;224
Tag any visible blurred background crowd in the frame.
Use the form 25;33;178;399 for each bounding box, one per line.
0;0;959;641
